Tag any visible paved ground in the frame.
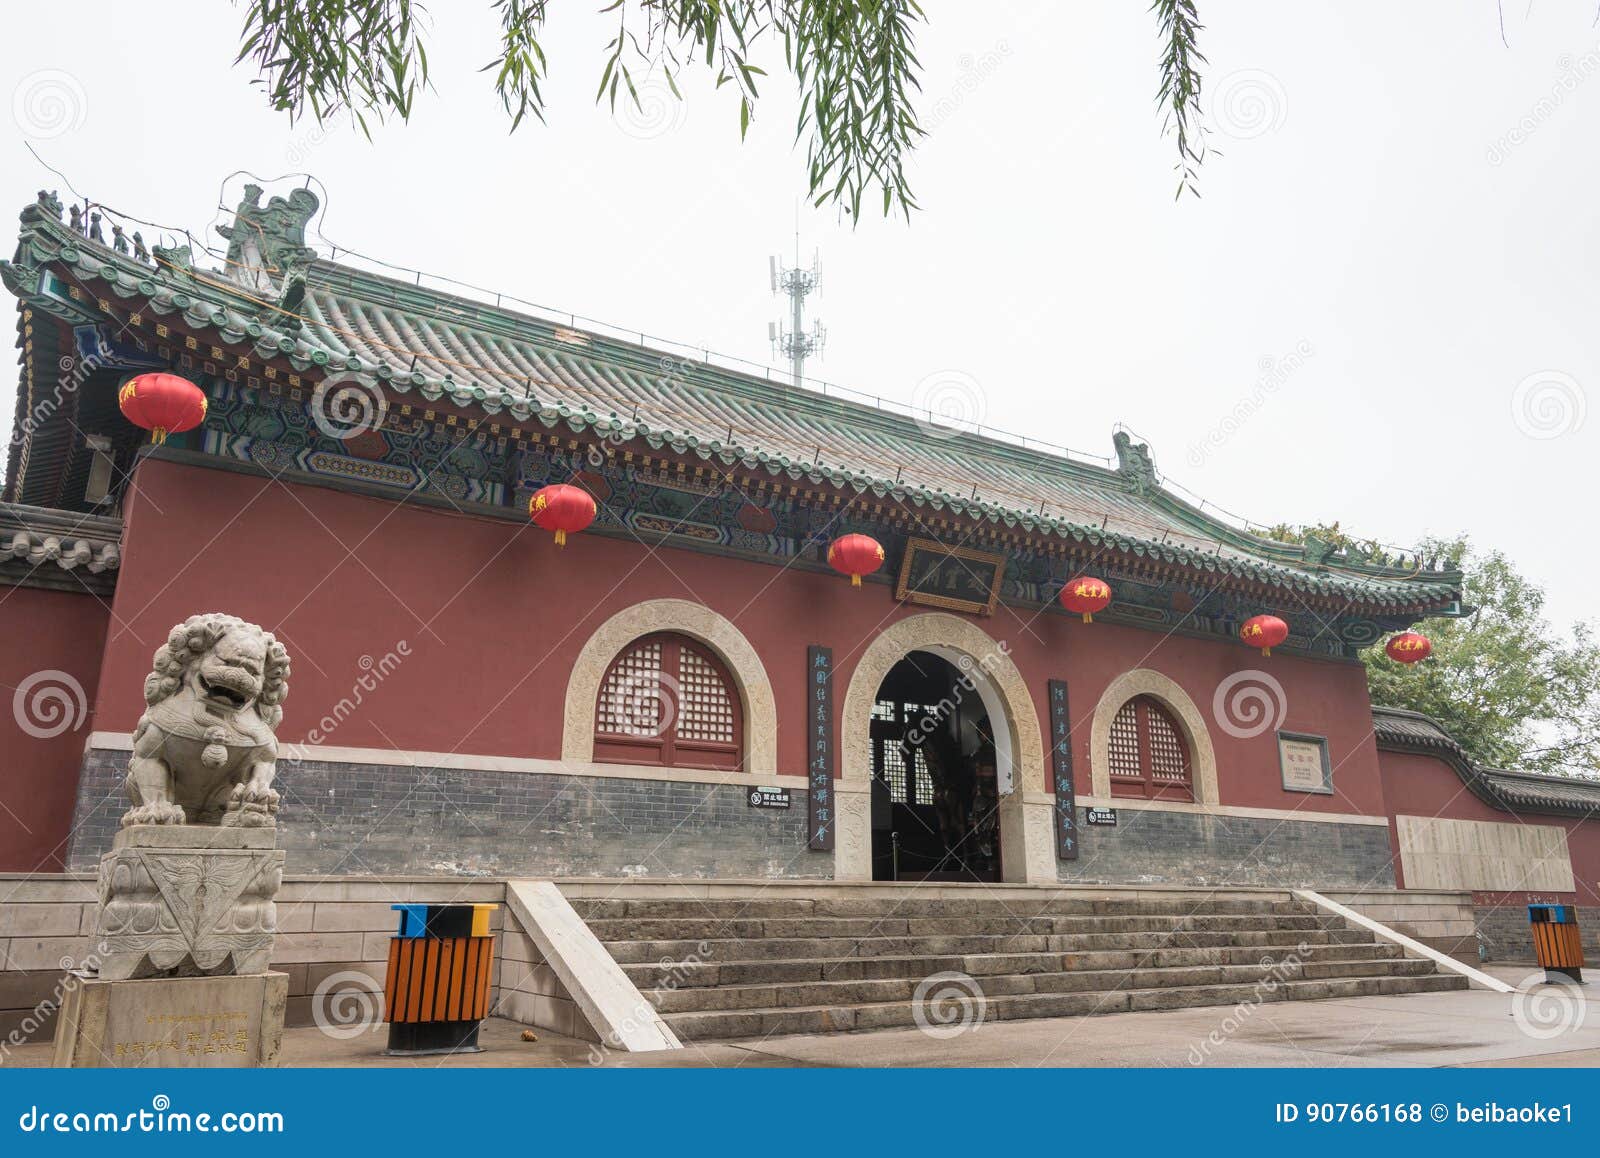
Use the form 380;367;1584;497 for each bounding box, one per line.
10;965;1597;1069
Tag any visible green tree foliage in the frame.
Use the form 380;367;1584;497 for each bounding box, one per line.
235;1;1213;219
1270;525;1600;778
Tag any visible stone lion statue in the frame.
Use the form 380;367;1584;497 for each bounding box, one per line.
122;613;290;828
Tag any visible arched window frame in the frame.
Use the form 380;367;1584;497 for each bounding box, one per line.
1107;694;1194;802
593;632;745;771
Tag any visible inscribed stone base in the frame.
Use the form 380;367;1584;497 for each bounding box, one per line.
52;971;287;1068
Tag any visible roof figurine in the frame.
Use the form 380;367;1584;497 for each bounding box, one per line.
1112;430;1157;496
216;182;320;293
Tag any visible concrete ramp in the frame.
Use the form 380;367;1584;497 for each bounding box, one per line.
1294;889;1514;993
503;880;681;1052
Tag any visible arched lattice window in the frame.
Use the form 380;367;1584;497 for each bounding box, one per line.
593;633;744;770
1107;695;1193;801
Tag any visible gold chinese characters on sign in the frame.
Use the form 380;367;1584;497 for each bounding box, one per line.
894;538;1006;616
112;1009;252;1061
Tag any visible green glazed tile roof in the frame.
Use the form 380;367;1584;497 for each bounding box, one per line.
3;197;1463;613
1372;707;1600;816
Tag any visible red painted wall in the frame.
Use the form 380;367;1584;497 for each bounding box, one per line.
1376;749;1600;906
95;459;1384;820
0;584;109;871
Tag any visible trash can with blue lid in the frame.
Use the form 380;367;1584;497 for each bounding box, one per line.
382;902;498;1055
1527;904;1584;983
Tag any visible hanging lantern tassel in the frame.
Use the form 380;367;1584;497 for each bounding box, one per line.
1240;614;1289;657
118;372;208;445
1385;632;1433;664
1059;576;1113;623
528;483;597;547
827;533;885;588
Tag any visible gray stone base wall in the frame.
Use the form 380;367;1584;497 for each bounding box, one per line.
67;747;830;881
0;876;507;1047
1474;902;1600;964
1059;807;1398;891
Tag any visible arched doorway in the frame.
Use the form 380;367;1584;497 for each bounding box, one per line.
835;613;1055;884
868;650;1003;882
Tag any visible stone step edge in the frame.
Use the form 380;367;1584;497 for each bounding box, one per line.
661;974;1469;1031
1293;888;1513;993
602;929;1379;955
624;946;1405;984
584;915;1341;931
641;956;1438;997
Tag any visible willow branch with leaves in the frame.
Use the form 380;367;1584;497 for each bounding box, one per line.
237;0;1210;218
1151;0;1208;199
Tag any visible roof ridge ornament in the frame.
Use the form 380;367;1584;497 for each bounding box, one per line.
217;182;320;294
1112;430;1157;496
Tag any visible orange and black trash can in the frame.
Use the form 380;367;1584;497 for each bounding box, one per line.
383;902;498;1055
1527;903;1584;983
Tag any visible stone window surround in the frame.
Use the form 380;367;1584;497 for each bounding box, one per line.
1088;668;1219;806
562;598;779;777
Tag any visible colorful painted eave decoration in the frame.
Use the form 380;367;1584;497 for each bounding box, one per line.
1;199;1463;614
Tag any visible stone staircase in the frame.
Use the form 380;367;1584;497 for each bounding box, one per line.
568;889;1468;1041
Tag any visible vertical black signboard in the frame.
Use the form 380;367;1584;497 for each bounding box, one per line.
807;645;835;850
1048;679;1079;861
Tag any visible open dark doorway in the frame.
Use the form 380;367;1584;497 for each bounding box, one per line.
869;650;1002;882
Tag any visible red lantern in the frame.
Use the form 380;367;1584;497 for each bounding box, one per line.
117;372;207;444
528;483;596;546
827;534;884;587
1385;632;1432;664
1059;575;1113;623
1240;614;1289;657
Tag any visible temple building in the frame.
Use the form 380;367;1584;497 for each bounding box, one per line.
2;183;1596;978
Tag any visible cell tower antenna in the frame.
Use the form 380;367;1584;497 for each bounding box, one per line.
769;220;824;387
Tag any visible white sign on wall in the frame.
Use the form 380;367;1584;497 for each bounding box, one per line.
1277;732;1332;795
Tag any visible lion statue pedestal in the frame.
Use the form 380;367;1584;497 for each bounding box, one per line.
55;613;293;1069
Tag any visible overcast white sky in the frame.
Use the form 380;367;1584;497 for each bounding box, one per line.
4;2;1596;628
